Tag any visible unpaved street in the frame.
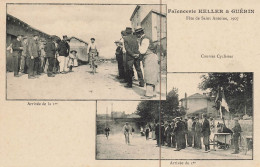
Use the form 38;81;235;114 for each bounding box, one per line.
7;62;166;100
96;134;252;160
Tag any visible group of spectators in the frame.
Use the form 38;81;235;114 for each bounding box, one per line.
114;26;160;99
8;34;78;79
149;114;242;154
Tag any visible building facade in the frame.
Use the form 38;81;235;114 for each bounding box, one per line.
6;14;51;71
180;93;220;118
69;36;89;62
130;5;167;52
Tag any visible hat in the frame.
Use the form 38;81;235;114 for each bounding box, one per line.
114;40;120;43
17;33;24;37
195;117;199;120
134;26;144;34
202;113;207;117
23;36;28;39
63;35;68;39
33;33;39;37
176;117;180;119
125;27;133;34
70;50;77;54
91;38;95;41
121;30;127;36
234;118;239;121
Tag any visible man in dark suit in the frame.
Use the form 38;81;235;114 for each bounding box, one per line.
27;34;40;79
201;114;211;152
123;27;144;88
44;36;56;77
155;122;160;147
174;117;182;151
12;34;24;77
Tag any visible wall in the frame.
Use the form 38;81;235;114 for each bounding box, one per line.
6;16;49;72
69;38;88;62
186;98;208;114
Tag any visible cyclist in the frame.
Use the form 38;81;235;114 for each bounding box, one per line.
87;38;99;74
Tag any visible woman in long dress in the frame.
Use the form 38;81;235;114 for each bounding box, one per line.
135;27;159;99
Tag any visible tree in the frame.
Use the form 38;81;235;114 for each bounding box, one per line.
135;87;186;124
161;87;186;120
135;101;160;127
199;73;253;116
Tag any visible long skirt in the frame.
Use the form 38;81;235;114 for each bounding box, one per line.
143;53;159;85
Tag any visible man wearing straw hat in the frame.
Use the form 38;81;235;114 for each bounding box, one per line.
135;26;159;98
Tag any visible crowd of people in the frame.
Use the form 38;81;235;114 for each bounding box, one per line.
8;34;100;79
114;26;160;99
143;114;242;154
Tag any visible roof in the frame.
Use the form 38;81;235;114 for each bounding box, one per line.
130;5;166;21
141;10;166;25
130;5;141;21
126;114;141;119
7;13;51;37
180;93;208;101
69;36;88;45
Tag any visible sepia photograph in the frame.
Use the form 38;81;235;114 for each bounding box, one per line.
96;73;253;160
6;4;167;100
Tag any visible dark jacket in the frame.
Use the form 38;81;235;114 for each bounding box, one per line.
44;41;56;58
116;46;123;61
58;40;70;56
12;39;23;57
155;124;160;136
173;121;182;135
123;34;139;61
232;123;242;138
28;38;40;58
201;119;211;137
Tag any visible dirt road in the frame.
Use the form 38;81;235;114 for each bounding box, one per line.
96;134;252;160
7;62;166;100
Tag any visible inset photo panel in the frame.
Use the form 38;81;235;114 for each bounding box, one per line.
96;101;161;160
6;4;166;100
163;72;253;160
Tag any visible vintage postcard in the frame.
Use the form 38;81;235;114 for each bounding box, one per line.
0;0;259;167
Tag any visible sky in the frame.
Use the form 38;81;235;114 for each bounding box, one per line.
167;73;209;99
97;101;140;115
7;4;136;58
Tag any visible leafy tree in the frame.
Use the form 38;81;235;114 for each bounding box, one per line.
199;73;253;116
135;87;186;124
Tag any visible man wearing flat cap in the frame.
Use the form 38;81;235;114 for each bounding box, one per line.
231;118;241;154
12;34;24;77
27;34;40;79
44;36;56;77
123;27;144;88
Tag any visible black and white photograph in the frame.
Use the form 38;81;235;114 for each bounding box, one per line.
6;4;167;100
96;73;253;160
